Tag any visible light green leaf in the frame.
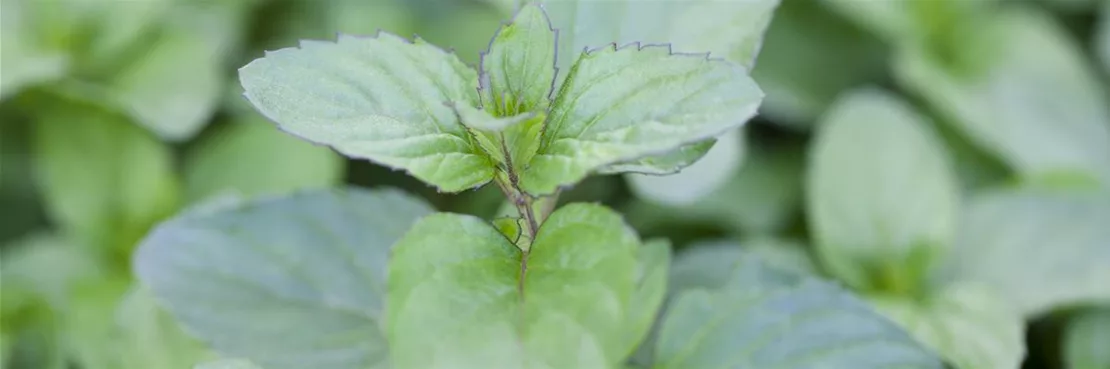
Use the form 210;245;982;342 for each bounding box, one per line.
820;0;988;47
869;283;1026;369
537;0;780;71
33;101;179;261
750;0;887;126
481;3;556;115
535;0;776;174
622;239;671;359
655;248;946;369
451;103;544;173
896;7;1110;187
0;233;96;369
808;89;958;293
108;26;222;141
239;33;494;192
387;203;642;369
950;189;1110;317
600;140;715;176
67;282;211;369
1064;308;1110;369
183;117;344;204
0;0;67;99
195;359;264;369
135;188;435;369
626;129;745;206
521;45;763;194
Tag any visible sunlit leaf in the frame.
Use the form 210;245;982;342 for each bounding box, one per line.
239;33;493;192
387;204;642;368
521;44;762;194
481;3;557;115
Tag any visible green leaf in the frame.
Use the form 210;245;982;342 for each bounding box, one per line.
750;0;887;126
183;117;344;204
67;281;211;369
1064;308;1110;369
622;239;671;359
0;233;96;369
135;188;435;369
451;103;544;173
949;189;1110;317
896;7;1110;187
0;232;103;310
387;203;642;368
807;89;958;294
600;140;715;176
535;0;776;174
537;0;780;71
869;283;1026;369
654;248;946;369
33;101;180;262
108;26;222;141
625;130;745;206
239;33;493;192
195;359;264;369
481;3;556;115
0;0;67;99
521;45;763;194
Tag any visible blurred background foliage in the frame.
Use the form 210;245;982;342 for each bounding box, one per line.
0;0;1108;368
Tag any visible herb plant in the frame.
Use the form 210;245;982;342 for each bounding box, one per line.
135;3;948;369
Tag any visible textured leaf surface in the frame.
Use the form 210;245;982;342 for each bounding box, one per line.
896;8;1110;186
1064;308;1110;369
655;247;945;369
387;204;642;369
33;102;179;259
183;117;343;203
869;284;1026;369
535;0;774;176
950;189;1110;316
135;188;435;369
521;44;762;194
239;33;493;192
481;3;556;114
626;130;745;206
808;89;958;292
538;0;779;71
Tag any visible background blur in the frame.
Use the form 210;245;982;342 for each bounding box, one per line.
1;0;1109;368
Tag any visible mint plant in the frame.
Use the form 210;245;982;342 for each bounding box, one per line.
135;4;947;369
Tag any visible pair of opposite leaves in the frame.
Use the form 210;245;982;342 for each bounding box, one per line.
238;4;763;195
139;189;947;369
